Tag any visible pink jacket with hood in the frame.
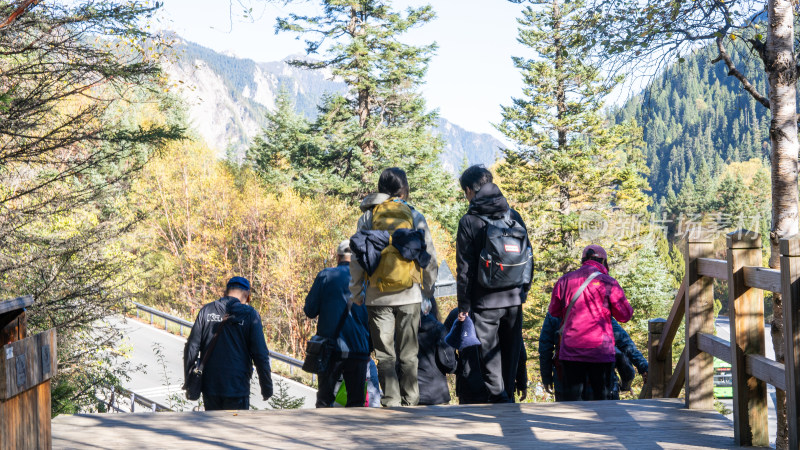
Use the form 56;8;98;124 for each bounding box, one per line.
548;260;633;363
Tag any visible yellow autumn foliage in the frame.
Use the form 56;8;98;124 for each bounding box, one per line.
132;139;456;355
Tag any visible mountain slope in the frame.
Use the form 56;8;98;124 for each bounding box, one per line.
165;38;501;172
613;43;771;203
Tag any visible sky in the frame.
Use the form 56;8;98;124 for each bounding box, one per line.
156;0;529;140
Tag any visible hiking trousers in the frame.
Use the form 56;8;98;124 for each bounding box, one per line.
316;356;368;408
202;393;249;410
560;360;614;401
367;303;420;406
471;305;523;403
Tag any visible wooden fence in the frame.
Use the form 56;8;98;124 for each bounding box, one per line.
641;230;800;448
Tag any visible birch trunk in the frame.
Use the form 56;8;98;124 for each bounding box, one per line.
766;0;799;446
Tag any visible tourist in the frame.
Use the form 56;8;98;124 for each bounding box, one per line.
547;245;633;401
183;276;273;410
455;165;532;403
304;241;371;407
444;306;528;404
539;312;647;400
349;167;439;407
416;298;456;405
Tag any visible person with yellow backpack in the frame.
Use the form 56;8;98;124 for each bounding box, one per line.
348;167;438;407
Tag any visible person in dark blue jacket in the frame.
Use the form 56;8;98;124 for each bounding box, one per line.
304;240;371;407
539;312;648;401
184;276;273;410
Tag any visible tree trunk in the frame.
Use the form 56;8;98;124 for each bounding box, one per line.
358;87;374;157
766;0;799;446
553;0;567;152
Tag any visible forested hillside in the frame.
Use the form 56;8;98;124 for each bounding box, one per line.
614;43;771;204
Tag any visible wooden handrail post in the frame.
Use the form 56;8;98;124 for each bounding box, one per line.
647;318;670;398
685;234;715;409
727;230;768;446
780;235;800;450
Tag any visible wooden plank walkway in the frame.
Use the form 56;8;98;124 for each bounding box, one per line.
52;399;744;449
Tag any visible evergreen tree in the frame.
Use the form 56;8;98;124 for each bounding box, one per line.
497;0;656;396
245;89;312;190
267;379;305;410
275;0;458;228
497;0;650;278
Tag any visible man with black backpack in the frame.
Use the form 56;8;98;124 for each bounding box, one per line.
455;165;533;403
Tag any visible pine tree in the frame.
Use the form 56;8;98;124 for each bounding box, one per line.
245;89;311;190
276;1;458;227
268;379;305;410
497;0;655;395
496;0;650;278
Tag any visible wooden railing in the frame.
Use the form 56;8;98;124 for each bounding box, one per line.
641;230;800;448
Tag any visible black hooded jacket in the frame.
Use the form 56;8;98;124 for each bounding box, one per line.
184;297;273;399
456;183;531;313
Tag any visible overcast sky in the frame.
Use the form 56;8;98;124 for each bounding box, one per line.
156;0;531;140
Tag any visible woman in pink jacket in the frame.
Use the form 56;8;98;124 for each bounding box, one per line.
548;245;633;401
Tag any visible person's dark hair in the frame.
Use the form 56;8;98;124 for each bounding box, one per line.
459;165;493;192
378;167;409;200
225;284;250;297
581;249;608;268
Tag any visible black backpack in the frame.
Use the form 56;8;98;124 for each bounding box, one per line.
476;211;533;289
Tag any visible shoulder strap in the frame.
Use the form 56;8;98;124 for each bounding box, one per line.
332;298;353;340
558;271;602;338
197;314;230;373
475;210;513;227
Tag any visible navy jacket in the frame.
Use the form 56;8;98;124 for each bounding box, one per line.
304;263;371;360
539;313;647;395
350;229;431;276
417;313;457;405
184;297;273;398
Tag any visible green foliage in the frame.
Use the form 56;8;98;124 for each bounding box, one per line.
268;378;304;410
498;0;671;394
269;0;459;230
0;1;183;414
497;0;651;278
246;89;313;188
613;44;771;204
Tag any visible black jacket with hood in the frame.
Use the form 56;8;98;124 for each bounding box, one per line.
456;183;531;313
183;297;273;399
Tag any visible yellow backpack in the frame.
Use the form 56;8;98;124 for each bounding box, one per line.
368;198;422;292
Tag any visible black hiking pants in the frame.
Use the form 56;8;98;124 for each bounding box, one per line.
203;393;249;410
471;305;522;403
561;361;614;401
316;356;368;407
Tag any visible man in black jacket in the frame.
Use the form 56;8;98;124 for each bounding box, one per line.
184;276;273;410
455;165;531;403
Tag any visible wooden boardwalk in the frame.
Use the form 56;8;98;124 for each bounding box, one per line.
52;398;744;449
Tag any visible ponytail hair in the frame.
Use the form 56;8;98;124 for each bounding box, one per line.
378;167;409;200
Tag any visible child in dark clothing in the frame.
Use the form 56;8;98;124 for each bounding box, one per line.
444;307;528;403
